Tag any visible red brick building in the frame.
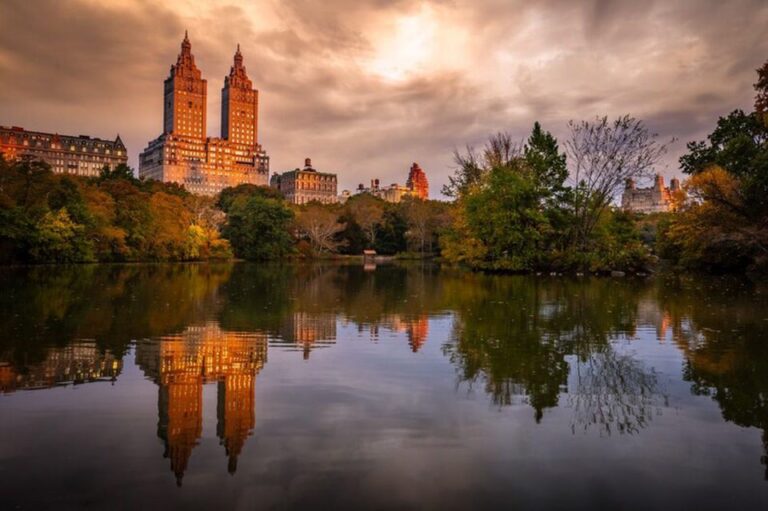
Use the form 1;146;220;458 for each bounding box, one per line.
406;162;429;200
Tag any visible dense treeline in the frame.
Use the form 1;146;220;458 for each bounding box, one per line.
216;183;451;260
0;158;231;263
439;119;662;272
4;59;767;272
657;60;768;273
0;158;450;264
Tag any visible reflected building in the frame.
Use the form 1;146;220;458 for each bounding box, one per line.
0;342;122;393
385;315;430;352
135;323;267;484
352;314;430;352
277;312;337;360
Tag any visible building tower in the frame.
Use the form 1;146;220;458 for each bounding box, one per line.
139;35;270;195
221;44;258;147
163;31;207;139
406;162;429;199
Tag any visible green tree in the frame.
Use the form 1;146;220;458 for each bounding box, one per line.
221;194;294;260
524;121;568;193
30;208;93;262
679;110;768;217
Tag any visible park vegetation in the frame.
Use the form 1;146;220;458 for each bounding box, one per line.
439;119;664;272
2;59;767;273
0;158;231;263
657;60;768;274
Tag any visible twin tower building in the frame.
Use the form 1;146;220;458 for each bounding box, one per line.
140;33;429;201
139;33;269;195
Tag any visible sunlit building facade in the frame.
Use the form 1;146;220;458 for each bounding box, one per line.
139;34;269;196
351;162;430;203
621;174;680;214
270;158;338;205
0;126;127;177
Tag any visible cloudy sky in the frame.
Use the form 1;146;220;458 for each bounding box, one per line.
1;0;766;197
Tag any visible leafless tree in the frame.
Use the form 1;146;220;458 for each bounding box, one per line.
569;348;666;436
565;115;672;249
349;194;385;248
443;132;524;197
295;204;345;253
402;197;432;253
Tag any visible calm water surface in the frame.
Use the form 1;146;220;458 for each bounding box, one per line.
1;263;768;510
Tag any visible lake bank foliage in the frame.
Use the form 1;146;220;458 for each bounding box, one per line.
440;119;661;273
657;61;768;274
2;61;766;273
0;158;231;264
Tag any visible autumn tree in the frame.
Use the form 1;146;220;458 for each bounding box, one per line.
295;203;345;254
346;194;385;249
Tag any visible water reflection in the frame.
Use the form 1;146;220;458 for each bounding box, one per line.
136;324;267;484
1;263;768;501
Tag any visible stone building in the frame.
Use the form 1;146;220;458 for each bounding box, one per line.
270;158;338;205
621;174;680;214
0;126;127;177
352;162;430;203
356;179;413;203
139;34;269;196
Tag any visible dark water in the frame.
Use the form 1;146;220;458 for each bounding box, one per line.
1;263;768;510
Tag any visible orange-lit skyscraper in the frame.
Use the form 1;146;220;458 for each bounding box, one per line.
139;33;269;196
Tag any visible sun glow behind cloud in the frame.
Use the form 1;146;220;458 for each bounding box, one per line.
1;0;766;196
367;6;439;81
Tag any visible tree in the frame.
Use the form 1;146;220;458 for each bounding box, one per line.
221;194;294;260
658;166;764;272
443;132;522;198
99;163;139;184
524;121;568;193
756;59;768;122
401;197;449;254
679;110;768;217
347;194;385;249
565;115;670;250
30;208;93;262
295;203;345;254
463;161;551;270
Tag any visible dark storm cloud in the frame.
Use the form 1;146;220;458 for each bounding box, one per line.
1;0;767;195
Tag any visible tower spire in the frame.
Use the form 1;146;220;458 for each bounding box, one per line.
234;44;243;69
181;30;191;54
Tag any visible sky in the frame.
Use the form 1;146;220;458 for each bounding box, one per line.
1;0;767;198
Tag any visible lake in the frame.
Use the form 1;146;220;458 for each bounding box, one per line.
1;263;767;510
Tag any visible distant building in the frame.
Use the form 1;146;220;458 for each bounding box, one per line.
621;174;680;213
139;33;269;196
352;162;429;203
0;125;127;177
406;162;429;199
356;179;413;203
270;158;338;205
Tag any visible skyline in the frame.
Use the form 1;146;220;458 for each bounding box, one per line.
1;0;767;196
